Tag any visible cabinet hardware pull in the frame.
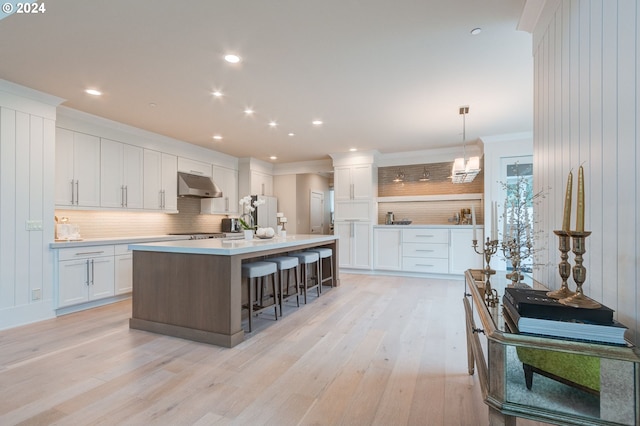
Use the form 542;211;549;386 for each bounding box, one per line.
162;189;166;208
75;251;104;256
416;249;435;252
415;264;434;267
91;259;95;285
70;180;75;205
190;169;203;175
75;180;79;205
124;185;128;207
86;259;90;286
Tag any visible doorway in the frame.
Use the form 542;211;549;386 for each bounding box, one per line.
310;191;324;234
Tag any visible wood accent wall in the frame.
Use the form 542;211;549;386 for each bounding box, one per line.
532;0;639;343
378;161;484;197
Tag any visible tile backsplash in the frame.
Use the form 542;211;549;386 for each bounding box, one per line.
56;198;226;239
378;199;484;225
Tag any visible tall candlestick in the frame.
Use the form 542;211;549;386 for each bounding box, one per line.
492;201;498;240
502;202;507;239
471;205;477;240
562;171;572;231
576;166;585;232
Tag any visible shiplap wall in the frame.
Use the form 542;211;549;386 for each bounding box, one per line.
0;86;60;329
532;0;639;343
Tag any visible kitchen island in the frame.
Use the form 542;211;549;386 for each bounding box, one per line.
128;234;339;347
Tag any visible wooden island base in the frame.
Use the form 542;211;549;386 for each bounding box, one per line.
129;235;339;347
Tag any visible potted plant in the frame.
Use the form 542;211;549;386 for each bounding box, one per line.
238;195;265;240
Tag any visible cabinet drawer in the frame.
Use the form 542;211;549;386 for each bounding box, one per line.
402;257;449;274
403;242;448;259
402;228;449;244
58;245;114;261
334;200;371;221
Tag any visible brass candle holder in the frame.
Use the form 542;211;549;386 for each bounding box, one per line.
547;230;576;299
559;230;601;309
473;237;499;307
501;237;531;285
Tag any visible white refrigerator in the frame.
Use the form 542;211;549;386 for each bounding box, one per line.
251;195;278;229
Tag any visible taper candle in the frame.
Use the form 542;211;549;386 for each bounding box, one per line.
471;205;477;240
576;166;584;232
492;201;498;240
502;202;507;238
562;171;572;231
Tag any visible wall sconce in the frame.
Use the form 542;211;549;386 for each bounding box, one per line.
393;169;405;182
419;167;430;182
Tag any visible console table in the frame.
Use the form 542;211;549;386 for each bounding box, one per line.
463;269;639;425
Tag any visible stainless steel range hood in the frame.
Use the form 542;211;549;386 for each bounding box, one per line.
177;172;223;198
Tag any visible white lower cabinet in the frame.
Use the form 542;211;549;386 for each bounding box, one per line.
449;228;484;274
402;228;449;274
114;244;133;295
373;228;402;270
372;226;484;275
57;245;115;308
335;221;371;269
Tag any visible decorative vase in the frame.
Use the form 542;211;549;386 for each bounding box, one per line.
244;229;254;240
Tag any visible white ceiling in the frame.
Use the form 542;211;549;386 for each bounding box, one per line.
0;0;533;164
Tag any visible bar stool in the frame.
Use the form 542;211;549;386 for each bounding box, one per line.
290;251;320;304
265;256;300;316
241;261;278;332
308;247;334;288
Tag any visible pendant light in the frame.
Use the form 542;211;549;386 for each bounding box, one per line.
451;105;481;183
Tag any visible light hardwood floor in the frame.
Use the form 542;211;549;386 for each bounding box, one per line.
0;274;549;425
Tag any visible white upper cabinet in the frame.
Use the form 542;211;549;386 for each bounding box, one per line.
250;170;273;196
201;165;238;214
55;128;101;207
334;164;373;201
100;138;143;209
144;149;177;211
177;157;212;177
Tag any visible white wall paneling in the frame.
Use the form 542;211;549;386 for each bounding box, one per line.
532;0;639;344
0;81;61;329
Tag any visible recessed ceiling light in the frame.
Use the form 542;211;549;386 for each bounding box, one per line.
224;54;241;63
268;121;277;127
85;89;102;96
149;102;157;108
213;135;223;140
244;108;254;115
349;148;357;152
270;156;277;160
288;132;295;137
212;90;223;97
312;120;323;125
470;28;482;35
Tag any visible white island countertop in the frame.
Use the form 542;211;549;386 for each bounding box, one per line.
129;234;338;256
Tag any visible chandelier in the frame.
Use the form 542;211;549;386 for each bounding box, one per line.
451;105;480;183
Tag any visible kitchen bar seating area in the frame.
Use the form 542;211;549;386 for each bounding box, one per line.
128;234;339;347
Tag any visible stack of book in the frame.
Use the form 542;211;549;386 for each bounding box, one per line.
502;287;628;345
